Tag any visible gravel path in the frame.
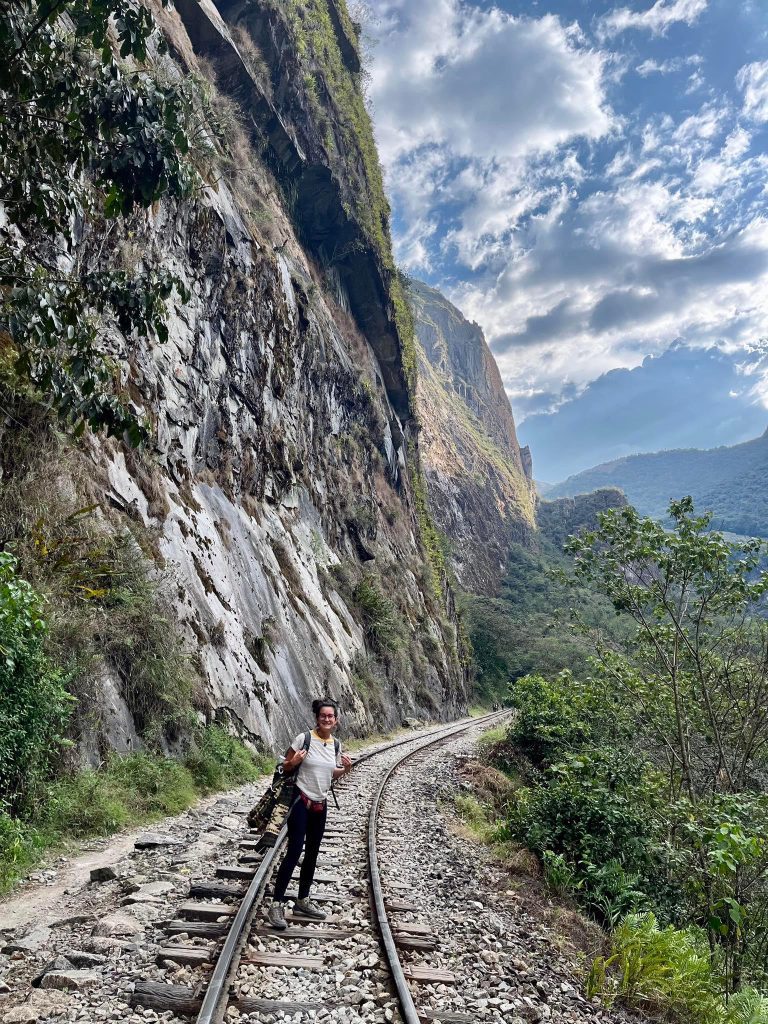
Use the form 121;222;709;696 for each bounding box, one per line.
0;721;640;1024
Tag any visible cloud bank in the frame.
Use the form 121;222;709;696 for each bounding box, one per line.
367;0;768;453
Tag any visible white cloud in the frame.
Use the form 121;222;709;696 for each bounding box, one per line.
636;54;702;76
446;184;768;417
598;0;707;40
737;62;768;123
366;0;768;421
370;2;613;168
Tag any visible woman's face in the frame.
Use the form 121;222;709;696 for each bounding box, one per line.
316;705;338;730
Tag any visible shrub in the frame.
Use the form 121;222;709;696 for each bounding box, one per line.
183;725;266;790
587;913;723;1023
0;552;72;814
352;572;403;653
0;811;44;892
508;671;622;767
509;748;661;924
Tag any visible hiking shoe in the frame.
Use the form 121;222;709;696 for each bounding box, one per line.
267;900;287;930
293;898;326;920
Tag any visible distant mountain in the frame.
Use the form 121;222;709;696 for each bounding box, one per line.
548;430;768;536
518;344;768;483
410;280;536;594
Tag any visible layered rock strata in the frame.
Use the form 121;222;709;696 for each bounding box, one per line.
2;0;471;756
410;280;536;595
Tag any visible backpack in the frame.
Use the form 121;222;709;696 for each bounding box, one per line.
247;731;340;841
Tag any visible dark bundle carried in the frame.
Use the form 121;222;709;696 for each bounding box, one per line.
247;733;312;845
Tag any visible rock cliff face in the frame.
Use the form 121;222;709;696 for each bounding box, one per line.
409;281;536;595
1;0;470;756
536;488;628;549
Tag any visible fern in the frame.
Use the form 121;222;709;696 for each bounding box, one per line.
726;989;768;1024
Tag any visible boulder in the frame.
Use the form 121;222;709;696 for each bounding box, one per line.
89;866;118;883
61;951;106;969
133;833;184;849
1;928;51;956
91;912;142;938
39;970;99;991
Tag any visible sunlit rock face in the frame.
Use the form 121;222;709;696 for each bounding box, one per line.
410;280;536;596
68;0;471;754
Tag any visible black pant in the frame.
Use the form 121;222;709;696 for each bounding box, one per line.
272;795;327;902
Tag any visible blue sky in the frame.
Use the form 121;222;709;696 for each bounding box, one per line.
365;0;768;472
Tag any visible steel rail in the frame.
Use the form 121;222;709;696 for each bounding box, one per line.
367;710;509;1024
195;711;506;1024
195;820;288;1024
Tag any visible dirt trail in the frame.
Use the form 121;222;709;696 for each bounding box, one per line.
0;790;247;933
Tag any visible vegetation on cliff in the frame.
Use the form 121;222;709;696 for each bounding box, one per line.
465;491;628;704
1;0;198;441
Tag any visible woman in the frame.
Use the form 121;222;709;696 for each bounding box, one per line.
268;698;352;929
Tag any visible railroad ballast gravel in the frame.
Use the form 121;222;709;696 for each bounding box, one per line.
0;720;641;1024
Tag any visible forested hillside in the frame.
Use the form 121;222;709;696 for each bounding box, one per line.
549;429;768;536
470;498;768;1022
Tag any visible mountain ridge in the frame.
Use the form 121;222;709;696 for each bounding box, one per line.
548;428;768;535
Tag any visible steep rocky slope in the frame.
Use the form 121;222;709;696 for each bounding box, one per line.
409;280;536;594
549;430;768;535
0;0;470;759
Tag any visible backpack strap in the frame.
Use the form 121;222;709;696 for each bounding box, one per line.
303;731;312;752
334;737;340;760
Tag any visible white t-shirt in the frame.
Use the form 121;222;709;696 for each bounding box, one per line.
290;730;342;802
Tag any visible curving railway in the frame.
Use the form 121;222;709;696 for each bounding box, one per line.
129;712;508;1024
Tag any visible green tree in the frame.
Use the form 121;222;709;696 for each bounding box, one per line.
567;497;768;802
567;497;768;990
0;551;72;814
1;0;194;441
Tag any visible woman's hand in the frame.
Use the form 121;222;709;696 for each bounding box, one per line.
284;748;307;771
340;754;352;770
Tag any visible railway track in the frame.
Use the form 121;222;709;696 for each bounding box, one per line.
129;711;508;1024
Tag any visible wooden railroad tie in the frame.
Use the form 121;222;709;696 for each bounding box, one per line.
419;1013;474;1023
163;919;228;940
386;898;421;912
156;944;214;968
131;983;344;1017
394;935;438;951
178;901;236;921
131;981;201;1015
188;879;245;900
393;922;433;935
216;864;256;880
241;952;325;969
405;966;456;984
